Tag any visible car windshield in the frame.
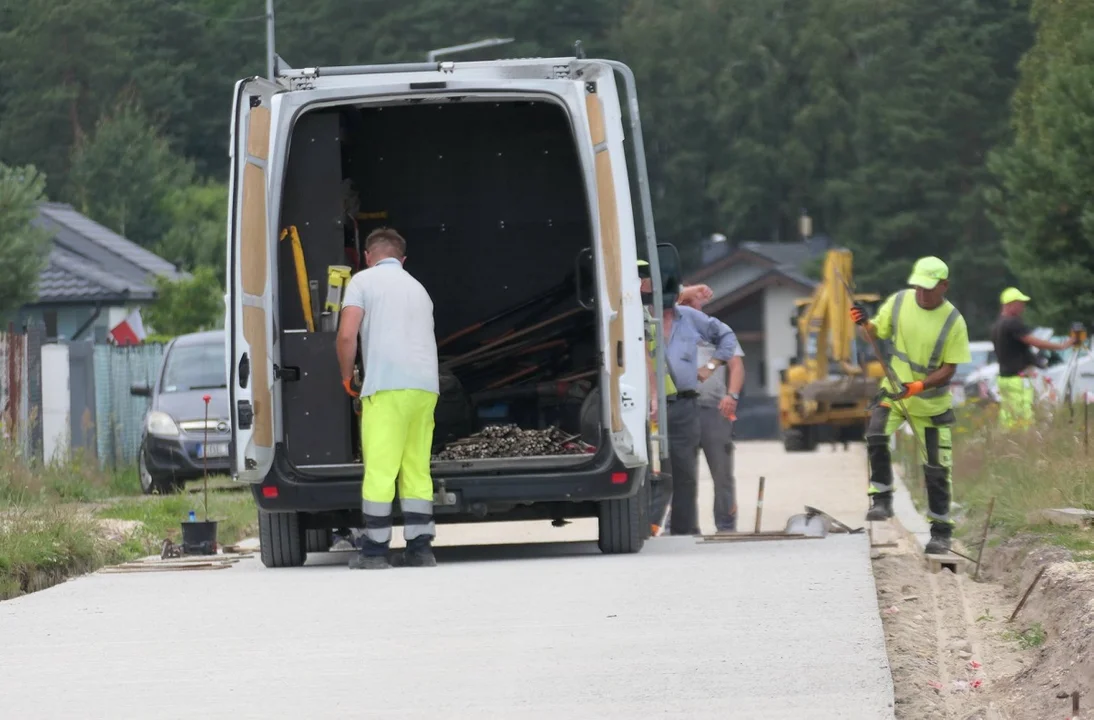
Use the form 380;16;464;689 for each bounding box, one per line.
161;341;226;393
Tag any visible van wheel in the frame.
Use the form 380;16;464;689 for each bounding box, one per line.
597;473;649;554
258;510;306;568
305;528;333;554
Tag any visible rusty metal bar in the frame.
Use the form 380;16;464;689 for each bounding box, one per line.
1009;566;1048;623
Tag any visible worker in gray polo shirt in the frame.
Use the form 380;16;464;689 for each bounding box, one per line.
696;340;745;532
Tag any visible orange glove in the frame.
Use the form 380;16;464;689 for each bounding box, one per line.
850;303;869;326
887;381;924;400
342;377;360;398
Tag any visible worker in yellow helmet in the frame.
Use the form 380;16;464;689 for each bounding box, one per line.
991;287;1074;430
850;257;971;556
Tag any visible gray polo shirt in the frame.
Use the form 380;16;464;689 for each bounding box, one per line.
697;341;745;408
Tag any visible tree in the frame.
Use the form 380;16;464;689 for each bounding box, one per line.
155;181;229;282
987;1;1094;328
0;163;51;315
68;101;195;248
144;267;223;337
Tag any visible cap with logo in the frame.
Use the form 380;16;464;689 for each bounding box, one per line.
906;256;949;290
999;287;1030;305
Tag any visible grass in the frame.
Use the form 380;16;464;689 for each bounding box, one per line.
0;433;259;601
894;400;1094;553
1002;622;1047;649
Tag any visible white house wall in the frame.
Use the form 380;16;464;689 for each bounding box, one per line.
763;285;802;394
41;343;70;463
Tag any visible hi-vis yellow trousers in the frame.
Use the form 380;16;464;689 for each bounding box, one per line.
359;389;438;555
997;375;1034;430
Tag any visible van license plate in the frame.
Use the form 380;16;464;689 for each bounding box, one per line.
197;443;229;459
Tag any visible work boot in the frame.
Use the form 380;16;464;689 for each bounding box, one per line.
349;553;391;570
865;493;894;522
392;548;437;567
924;526;953;556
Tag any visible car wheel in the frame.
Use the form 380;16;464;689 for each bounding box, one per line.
139;448;182;494
258;509;306;568
597;472;649;554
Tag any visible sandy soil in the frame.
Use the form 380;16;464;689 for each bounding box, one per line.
874;526;1092;719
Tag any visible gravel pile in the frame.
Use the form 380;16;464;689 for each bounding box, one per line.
434;425;593;460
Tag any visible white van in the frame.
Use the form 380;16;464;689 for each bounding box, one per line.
225;55;678;567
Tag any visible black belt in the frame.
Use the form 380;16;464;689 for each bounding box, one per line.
667;390;699;402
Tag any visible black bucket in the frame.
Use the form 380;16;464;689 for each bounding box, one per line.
180;520;219;555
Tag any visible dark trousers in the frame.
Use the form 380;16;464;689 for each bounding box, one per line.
651;396;702;535
699;405;736;531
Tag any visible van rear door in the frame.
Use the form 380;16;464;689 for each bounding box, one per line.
227;77;280;482
583;66;648;468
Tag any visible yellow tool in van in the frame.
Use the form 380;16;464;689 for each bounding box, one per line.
279;226;314;332
325;266;353;313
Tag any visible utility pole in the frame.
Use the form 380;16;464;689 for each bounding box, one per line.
266;0;276;80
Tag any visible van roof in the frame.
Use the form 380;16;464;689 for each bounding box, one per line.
172;329;224;347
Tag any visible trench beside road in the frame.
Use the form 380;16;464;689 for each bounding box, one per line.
0;441;894;719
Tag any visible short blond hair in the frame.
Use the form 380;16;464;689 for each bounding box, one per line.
364;227;407;257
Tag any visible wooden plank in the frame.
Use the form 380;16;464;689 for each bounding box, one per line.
586;95;625;434
241;163;268;298
247;105;271;161
244;305;273;448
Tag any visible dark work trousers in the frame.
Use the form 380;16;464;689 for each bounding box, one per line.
699;405;736;531
651;396;702;535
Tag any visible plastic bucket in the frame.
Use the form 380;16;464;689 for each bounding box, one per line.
180;520;219;555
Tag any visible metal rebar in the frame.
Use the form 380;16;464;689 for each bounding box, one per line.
973;497;995;581
1009;565;1048;623
754;476;766;534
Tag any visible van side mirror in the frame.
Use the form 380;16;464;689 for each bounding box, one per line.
656;242;683;295
130;383;151;398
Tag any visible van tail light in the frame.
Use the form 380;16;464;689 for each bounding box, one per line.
611;472;628;485
261;486;278;498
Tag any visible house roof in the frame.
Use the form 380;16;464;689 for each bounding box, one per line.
30;203;184;304
686;241;821;309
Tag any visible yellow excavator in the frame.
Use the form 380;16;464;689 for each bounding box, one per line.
778;248;886;452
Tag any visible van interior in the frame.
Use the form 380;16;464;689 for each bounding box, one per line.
274;97;605;473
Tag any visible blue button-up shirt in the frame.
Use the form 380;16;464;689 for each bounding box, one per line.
663;306;738;393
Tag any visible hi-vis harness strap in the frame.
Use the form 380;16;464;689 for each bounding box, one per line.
889;290;960;399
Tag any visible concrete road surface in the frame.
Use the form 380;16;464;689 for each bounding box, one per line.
0;442;893;719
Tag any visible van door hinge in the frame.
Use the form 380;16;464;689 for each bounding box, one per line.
273;364;301;382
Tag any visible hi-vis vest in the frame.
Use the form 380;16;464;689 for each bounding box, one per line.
887;289;962;401
644;307;678;396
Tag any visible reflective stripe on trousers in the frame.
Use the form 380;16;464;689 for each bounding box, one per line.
888;290;961;399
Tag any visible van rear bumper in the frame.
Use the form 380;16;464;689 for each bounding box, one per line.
250;443;644;515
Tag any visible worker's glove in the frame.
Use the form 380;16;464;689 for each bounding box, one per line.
883;381;925;400
342;377;361;398
850;302;869;326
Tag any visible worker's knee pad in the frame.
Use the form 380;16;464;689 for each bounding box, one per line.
922;463;951;518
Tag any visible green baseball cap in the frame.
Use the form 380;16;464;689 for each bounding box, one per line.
1000;287;1030;304
907;256;949;290
636;259;651;278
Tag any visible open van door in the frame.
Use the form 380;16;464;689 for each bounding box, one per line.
227;77;280;482
583;65;649;469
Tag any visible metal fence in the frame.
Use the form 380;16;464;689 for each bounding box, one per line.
93;343;166;468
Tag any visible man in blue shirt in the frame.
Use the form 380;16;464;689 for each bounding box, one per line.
643;267;739;536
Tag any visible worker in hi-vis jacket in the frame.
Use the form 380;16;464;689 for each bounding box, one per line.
850;256;971;556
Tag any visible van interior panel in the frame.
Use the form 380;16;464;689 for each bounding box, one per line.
281;331;354;466
586;94;625;434
246;105;271;161
243;304;273;448
277;111;345;331
241;163;268;297
277;97;603;470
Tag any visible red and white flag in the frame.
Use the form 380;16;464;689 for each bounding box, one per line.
109;309;147;346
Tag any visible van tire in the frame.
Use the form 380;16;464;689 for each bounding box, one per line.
597;473;648;554
258;510;306;568
305;528;332;554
